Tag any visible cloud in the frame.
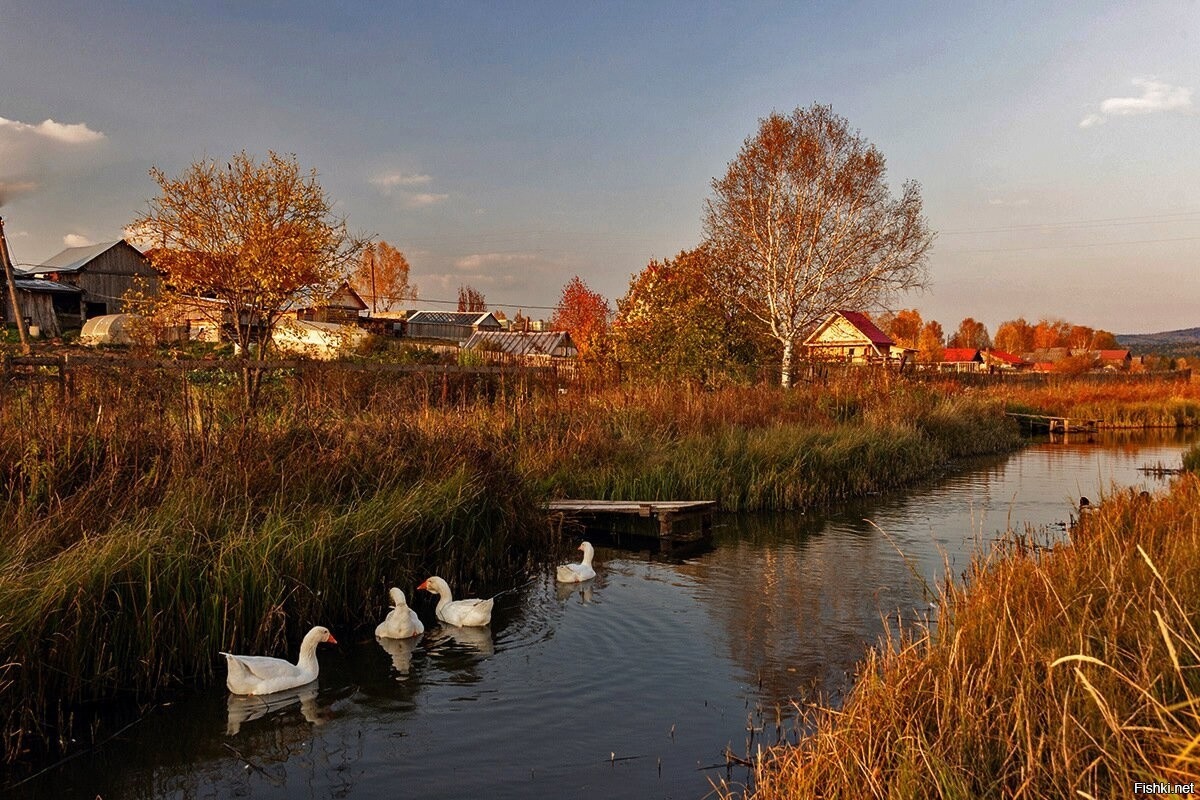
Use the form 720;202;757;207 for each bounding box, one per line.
0;116;105;144
62;233;93;247
370;171;432;191
1080;79;1192;128
987;196;1030;207
404;192;449;208
453;252;539;271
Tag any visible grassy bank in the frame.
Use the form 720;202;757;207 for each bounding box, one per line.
745;477;1200;799
0;365;1019;763
991;381;1200;428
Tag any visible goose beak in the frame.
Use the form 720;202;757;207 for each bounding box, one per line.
326;633;339;645
417;579;430;592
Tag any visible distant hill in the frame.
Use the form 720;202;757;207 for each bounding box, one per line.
1117;327;1200;357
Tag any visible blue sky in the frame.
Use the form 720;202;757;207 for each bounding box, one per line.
1;1;1197;333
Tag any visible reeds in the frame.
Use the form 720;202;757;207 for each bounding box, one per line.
744;479;1200;799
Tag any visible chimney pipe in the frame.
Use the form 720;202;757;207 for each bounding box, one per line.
0;216;31;354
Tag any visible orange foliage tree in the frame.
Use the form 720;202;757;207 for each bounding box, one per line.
350;240;416;314
917;320;945;363
132;151;363;404
948;317;991;349
883;308;924;350
993;318;1034;355
551;275;610;357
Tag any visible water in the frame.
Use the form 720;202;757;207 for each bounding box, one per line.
10;431;1195;799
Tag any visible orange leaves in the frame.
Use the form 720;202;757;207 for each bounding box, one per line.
551;276;609;356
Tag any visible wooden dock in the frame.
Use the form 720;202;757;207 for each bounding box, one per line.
545;500;717;543
1005;412;1098;434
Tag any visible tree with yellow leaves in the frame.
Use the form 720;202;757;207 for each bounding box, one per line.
131;151;363;404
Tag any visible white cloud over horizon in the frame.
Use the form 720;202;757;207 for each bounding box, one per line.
369;171;432;190
62;233;94;247
404;192;449;208
1080;78;1192;128
0;116;105;144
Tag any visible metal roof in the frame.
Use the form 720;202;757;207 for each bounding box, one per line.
13;277;83;294
406;310;498;326
463;330;575;356
24;241;126;274
835;310;894;346
941;348;982;362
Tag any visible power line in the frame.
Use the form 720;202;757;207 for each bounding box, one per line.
941;234;1200;254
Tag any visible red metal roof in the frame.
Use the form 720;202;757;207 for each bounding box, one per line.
836;310;894;346
1098;349;1131;360
985;349;1026;365
941;348;981;362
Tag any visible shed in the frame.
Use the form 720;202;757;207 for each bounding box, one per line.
293;282;368;324
21;240;157;323
2;277;83;337
405;310;502;342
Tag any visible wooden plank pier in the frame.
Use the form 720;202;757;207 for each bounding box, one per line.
545;500;717;543
1005;412;1098;434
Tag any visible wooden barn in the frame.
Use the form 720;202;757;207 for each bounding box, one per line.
803;310;913;364
1;277;83;338
18;240;158;324
294;282;369;325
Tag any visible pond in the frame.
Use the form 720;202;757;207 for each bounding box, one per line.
10;430;1196;799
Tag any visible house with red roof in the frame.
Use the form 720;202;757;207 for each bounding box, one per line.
981;349;1031;371
803;310;914;364
938;347;984;372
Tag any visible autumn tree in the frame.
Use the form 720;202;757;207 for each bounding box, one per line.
611;247;767;382
132;151;362;404
1032;318;1071;350
457;284;486;312
1092;330;1120;350
550;275;610;357
703;104;933;387
917;320;945;363
351;240;416;314
882;308;924;350
993;318;1034;355
948;317;991;349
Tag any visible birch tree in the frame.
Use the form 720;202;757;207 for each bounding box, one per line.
703;105;934;387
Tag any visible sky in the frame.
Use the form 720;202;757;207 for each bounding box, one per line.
0;0;1197;335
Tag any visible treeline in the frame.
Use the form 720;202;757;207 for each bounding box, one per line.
874;308;1121;361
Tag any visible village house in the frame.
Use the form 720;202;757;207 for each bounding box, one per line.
3;240;157;336
294;282;368;325
938;347;984;372
981;348;1030;371
803;310;913;364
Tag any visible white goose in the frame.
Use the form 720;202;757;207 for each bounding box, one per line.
418;576;493;627
556;541;597;583
220;625;337;696
375;587;425;639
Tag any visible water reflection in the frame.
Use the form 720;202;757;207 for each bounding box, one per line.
225;683;326;736
375;634;419;676
554;578;595;604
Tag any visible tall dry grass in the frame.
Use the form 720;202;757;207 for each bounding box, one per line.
746;478;1200;799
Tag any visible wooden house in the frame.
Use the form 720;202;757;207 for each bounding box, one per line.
1096;349;1132;369
405;310;502;343
294;282;368;324
939;347;984;372
18;240;157;324
803;310;913;364
981;349;1030;371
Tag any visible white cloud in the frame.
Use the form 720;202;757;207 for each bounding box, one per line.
404;192;449;208
453;252;538;271
987;196;1030;207
0;116;105;144
370;171;432;190
1080;79;1192;128
62;233;93;247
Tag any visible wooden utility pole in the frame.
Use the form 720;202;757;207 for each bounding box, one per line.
0;216;31;355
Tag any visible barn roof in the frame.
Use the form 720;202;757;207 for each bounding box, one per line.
1098;349;1131;360
24;240;136;274
13;277;83;294
985;348;1026;365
